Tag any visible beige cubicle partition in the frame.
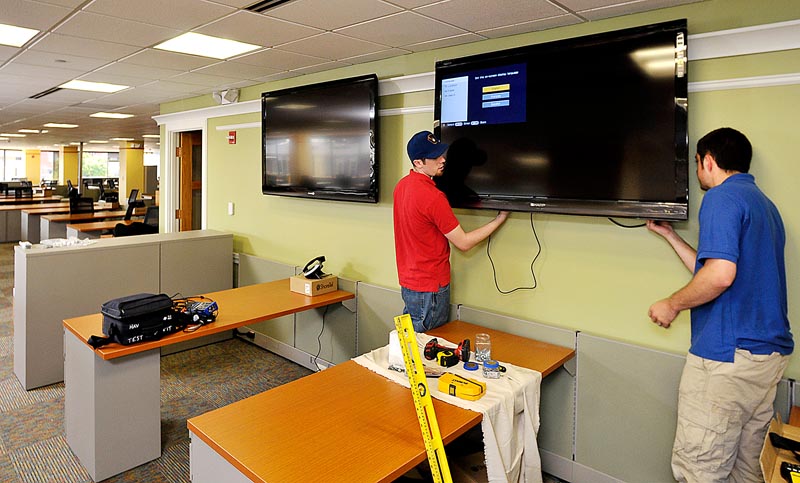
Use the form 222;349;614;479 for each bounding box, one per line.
13;230;233;390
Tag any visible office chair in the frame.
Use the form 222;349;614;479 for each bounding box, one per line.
113;206;158;237
123;189;145;220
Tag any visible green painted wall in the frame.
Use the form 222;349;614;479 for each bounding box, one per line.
170;0;800;376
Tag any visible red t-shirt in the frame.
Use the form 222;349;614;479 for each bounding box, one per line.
393;170;459;292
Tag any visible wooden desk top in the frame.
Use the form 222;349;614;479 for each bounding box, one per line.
22;203;119;215
63;279;355;360
0;201;68;211
66;219;135;233
187;320;575;483
0;196;62;205
43;208;137;222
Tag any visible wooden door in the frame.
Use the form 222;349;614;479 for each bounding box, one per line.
178;131;202;231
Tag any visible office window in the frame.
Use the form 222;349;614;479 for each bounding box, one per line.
82;151;111;177
40;151;59;181
1;150;24;181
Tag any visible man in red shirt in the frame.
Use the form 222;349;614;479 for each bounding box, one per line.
394;131;509;332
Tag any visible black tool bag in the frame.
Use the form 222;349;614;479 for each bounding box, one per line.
87;293;184;349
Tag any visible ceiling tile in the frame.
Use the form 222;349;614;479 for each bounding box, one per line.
416;0;566;32
54;12;181;48
290;60;353;76
13;50;110;72
192;61;283;79
336;11;466;47
3;0;72;30
0;46;18;62
231;48;330;71
31;0;85;7
279;33;389;60
195;11;323;48
388;0;440;7
77;71;159;88
576;0;702;20
404;32;486;52
84;0;236;30
122;49;218;71
477;15;582;38
0;62;82;83
90;62;185;81
29;33;142;61
267;0;402;30
251;71;303;84
340;47;411;63
167;71;245;88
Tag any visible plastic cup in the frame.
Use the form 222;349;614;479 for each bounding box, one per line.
475;333;491;362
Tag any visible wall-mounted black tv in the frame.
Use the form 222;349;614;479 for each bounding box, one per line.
262;74;379;203
434;20;688;220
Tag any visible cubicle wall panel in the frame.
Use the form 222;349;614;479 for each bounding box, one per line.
236;253;295;344
160;234;233;295
458;306;577;467
295;277;357;364
355;282;457;354
14;245;160;389
575;333;684;483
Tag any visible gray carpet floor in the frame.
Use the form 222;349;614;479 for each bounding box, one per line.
0;242;313;482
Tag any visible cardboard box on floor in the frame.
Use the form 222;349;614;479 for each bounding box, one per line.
761;416;800;482
290;274;338;296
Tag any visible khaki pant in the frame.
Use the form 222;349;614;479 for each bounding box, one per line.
672;349;789;483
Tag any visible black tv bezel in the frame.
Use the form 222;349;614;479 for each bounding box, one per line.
261;73;380;204
433;19;689;221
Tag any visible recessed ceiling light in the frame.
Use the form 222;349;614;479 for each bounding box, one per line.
154;32;261;60
142;134;160;138
44;123;79;128
0;23;39;48
110;137;134;141
59;80;128;93
0;133;26;137
90;112;134;119
18;129;41;134
69;142;81;145
89;140;108;144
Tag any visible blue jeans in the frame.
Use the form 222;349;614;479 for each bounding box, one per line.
401;284;451;333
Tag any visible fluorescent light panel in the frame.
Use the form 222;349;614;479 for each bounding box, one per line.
0;23;39;47
89;140;108;144
142;134;160;138
44;123;79;128
154;32;260;59
90;112;134;119
0;133;26;137
110;137;134;141
59;80;128;93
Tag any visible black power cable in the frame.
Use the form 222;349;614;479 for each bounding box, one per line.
487;212;541;294
608;217;646;228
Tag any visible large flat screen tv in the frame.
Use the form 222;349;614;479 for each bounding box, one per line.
262;74;379;203
434;20;688;220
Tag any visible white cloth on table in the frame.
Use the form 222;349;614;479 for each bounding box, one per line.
352;332;543;483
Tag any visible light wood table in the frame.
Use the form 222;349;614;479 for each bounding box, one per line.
187;320;575;483
21;203;119;242
41;208;141;239
62;279;354;482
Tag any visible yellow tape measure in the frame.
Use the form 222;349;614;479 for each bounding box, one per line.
393;314;452;483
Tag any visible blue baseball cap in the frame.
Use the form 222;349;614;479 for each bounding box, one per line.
407;131;448;162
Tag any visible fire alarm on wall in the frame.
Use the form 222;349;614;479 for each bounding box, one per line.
228;131;236;144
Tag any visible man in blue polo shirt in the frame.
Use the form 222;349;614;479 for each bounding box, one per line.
647;127;793;483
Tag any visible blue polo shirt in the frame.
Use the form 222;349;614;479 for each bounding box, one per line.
690;173;793;362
